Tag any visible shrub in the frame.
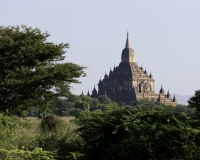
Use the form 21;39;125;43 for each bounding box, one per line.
0;113;19;149
40;115;62;133
38;115;67;151
57;128;85;160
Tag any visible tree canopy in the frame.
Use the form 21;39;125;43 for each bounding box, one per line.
0;25;85;113
75;106;200;160
188;90;200;115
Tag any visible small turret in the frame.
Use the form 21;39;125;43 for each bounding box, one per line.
173;93;177;102
91;85;98;98
140;65;143;70
149;72;153;78
109;68;113;75
99;78;102;83
159;85;165;94
166;89;170;98
144;68;147;74
81;90;84;95
104;72;108;79
93;85;97;92
87;90;90;96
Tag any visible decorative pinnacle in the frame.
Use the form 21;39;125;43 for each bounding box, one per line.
87;90;90;96
149;71;153;78
173;93;177;102
125;32;131;48
160;85;164;94
140;65;143;70
93;85;97;91
167;89;170;98
144;68;147;74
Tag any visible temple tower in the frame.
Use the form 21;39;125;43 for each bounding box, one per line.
88;33;177;106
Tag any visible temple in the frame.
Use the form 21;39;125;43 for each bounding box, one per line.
88;33;177;106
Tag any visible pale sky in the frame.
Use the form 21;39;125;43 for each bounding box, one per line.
1;0;200;96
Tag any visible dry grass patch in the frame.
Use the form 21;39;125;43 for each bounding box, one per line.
17;116;75;137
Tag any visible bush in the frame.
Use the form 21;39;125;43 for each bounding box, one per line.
0;147;56;160
0;113;19;149
37;115;66;151
40;115;63;133
57;129;85;160
68;108;76;116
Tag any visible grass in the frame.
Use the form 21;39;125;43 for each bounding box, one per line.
12;116;76;149
17;116;75;136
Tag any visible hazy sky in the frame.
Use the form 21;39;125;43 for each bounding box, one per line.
1;0;200;96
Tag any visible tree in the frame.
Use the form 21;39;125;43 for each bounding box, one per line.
80;95;100;111
97;95;115;104
0;25;85;113
174;104;195;115
75;101;90;112
188;90;200;115
75;107;200;160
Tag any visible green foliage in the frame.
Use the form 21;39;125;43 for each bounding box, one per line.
74;101;90;112
131;98;155;106
75;107;200;160
40;115;63;133
57;129;85;160
188;90;200;115
53;99;75;116
97;103;119;112
174;104;196;115
68;108;76;116
38;115;66;151
0;113;19;149
28;106;41;117
97;95;114;104
68;95;82;103
0;25;85;114
0;147;56;160
80;95;100;111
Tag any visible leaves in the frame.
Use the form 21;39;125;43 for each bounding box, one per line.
75;106;200;160
188;90;200;114
0;25;86;113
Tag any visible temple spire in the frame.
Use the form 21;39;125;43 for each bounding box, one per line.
173;93;177;102
125;32;131;48
149;71;153;78
159;85;165;94
87;90;90;96
140;64;143;70
93;85;97;91
144;68;147;74
109;68;113;75
167;89;170;98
